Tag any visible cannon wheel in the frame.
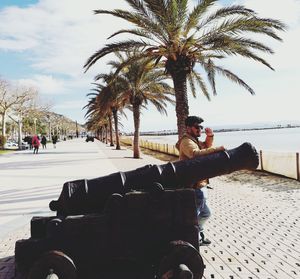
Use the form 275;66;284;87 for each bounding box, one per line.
158;241;204;279
27;250;77;279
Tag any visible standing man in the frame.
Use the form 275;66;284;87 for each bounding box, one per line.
176;116;225;246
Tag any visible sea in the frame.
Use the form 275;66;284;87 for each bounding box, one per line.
140;127;300;152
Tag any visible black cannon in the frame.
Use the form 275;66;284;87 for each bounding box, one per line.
50;142;258;216
15;142;259;279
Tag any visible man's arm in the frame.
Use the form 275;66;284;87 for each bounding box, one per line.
204;127;214;148
181;137;225;158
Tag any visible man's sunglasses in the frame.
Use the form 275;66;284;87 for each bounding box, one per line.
192;125;203;130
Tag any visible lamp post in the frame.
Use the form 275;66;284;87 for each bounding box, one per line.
47;115;51;140
76;121;79;138
33;118;37;134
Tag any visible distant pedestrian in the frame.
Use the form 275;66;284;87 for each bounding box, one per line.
52;134;58;149
24;136;33;149
32;135;40;154
41;135;47;149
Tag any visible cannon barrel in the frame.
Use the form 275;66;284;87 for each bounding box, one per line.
50;142;259;216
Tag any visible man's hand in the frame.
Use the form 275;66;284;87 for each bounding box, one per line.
215;146;225;152
205;127;214;137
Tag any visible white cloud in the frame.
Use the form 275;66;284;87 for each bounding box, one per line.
17;75;67;95
54;100;86;110
241;0;300;26
1;0;300;129
53;99;89;124
0;38;37;50
0;0;130;77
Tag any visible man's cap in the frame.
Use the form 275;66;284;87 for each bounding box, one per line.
185;116;204;127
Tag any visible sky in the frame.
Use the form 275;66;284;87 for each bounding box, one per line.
0;0;299;132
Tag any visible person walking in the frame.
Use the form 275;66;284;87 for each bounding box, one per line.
176;116;225;246
32;135;40;154
52;134;58;149
24;135;33;150
41;135;47;149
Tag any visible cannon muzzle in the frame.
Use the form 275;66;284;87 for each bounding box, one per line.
50;142;259;216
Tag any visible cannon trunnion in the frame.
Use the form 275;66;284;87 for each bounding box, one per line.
15;142;259;278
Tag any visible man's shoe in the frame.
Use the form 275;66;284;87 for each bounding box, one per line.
199;232;211;246
199;238;211;246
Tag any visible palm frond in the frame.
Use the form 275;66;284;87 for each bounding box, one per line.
84;40;147;72
108;29;155;41
126;0;149;16
214;65;255;95
204;35;274;54
231;47;275;70
203;59;217;95
188;73;197;98
95;8;168;42
184;0;217;36
198;5;256;30
201;16;285;42
190;71;210;100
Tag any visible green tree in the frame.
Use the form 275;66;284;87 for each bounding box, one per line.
114;55;174;158
84;77;125;150
91;71;129;150
86;51;174;158
84;0;286;138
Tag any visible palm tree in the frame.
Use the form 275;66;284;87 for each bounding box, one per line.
84;0;286;138
107;53;174;158
86;75;127;150
94;72;129;150
85;90;111;144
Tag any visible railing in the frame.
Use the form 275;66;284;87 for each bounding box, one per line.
120;137;300;181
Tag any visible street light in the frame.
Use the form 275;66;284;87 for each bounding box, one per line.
33;118;37;134
47;114;51;140
76;121;79;138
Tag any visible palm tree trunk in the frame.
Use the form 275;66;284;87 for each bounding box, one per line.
101;127;105;142
108;114;114;147
133;103;141;158
105;124;108;144
112;109;120;150
171;71;189;139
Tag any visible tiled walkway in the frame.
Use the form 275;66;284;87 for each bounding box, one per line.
202;171;300;279
0;140;299;278
0;226;29;279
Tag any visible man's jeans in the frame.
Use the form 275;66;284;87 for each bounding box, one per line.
195;187;211;233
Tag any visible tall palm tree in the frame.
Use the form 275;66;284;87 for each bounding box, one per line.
110;53;174;158
84;0;286;138
94;72;129;150
85;89;113;145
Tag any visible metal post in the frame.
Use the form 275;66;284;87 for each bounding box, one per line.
259;150;264;171
296;152;300;181
76;121;79;138
34;118;37;134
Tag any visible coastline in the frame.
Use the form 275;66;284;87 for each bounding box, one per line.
132;125;300;136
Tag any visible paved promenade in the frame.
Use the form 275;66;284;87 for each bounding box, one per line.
0;138;299;278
